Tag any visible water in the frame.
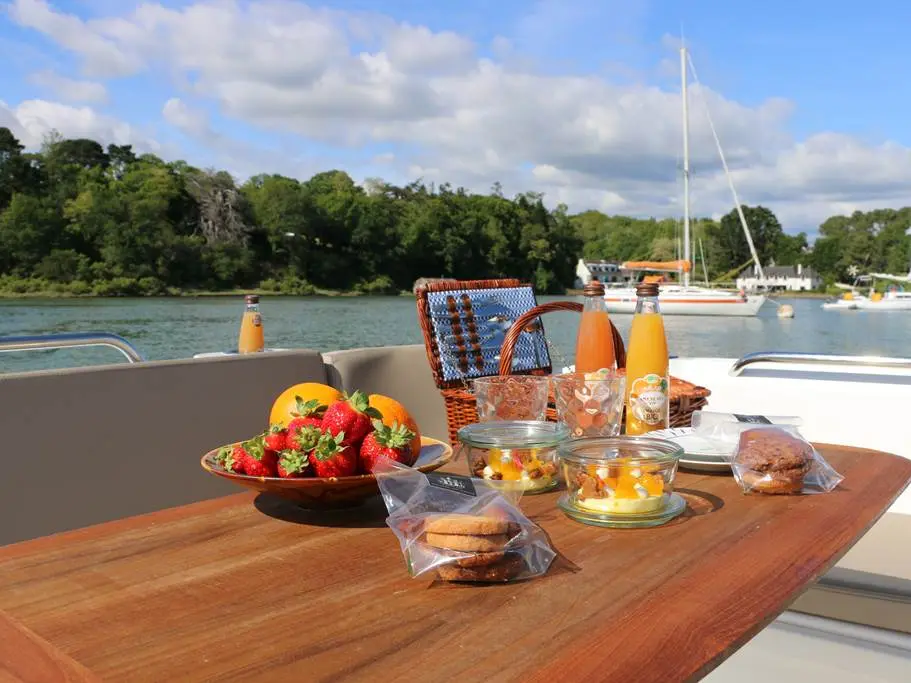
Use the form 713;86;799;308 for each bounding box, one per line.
0;296;908;374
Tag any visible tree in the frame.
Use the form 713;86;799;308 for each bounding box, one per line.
2;128;908;297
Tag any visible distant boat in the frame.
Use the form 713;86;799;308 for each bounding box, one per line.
822;272;911;312
602;46;767;317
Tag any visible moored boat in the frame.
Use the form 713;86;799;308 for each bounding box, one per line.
603;282;767;316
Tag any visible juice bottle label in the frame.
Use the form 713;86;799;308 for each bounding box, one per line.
251;313;262;327
629;374;669;426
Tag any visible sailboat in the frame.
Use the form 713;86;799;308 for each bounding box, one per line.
602;46;768;317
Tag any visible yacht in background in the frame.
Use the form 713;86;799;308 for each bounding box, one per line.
602;46;768;317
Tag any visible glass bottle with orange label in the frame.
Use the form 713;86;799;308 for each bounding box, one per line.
574;280;616;373
237;294;265;353
624;282;669;435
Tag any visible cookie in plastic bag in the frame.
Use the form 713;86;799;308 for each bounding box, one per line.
374;459;556;583
731;426;844;495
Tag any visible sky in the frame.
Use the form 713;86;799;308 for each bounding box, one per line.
2;0;911;237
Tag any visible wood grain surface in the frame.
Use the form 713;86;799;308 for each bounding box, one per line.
1;445;909;683
0;610;100;683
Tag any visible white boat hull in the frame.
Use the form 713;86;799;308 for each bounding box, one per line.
821;299;861;311
855;297;911;311
603;290;767;316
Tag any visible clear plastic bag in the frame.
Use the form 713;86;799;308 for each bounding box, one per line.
373;459;556;583
731;425;844;495
690;411;804;455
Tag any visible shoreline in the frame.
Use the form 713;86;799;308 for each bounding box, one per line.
0;288;416;300
0;287;832;301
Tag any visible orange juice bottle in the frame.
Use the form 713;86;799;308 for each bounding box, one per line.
574;280;616;373
237;295;265;353
625;282;669;435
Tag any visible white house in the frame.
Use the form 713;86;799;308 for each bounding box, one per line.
575;259;637;288
736;263;822;292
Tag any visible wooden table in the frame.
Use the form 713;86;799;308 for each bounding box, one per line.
2;444;910;683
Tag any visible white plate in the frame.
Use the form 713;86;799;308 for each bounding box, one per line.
650;427;733;473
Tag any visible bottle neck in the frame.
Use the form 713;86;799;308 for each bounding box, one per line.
635;295;660;314
245;303;260;314
582;293;608;314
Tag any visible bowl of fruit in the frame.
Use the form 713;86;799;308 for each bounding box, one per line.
201;383;453;509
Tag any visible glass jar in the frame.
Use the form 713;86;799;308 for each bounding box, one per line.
457;421;571;494
557;436;685;527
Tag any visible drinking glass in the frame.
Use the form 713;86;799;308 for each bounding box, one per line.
552;371;626;438
472;375;550;422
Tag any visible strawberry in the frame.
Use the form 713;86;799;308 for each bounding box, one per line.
286;423;322;452
309;431;357;478
215;445;247;474
221;444;248;474
321;391;382;446
359;419;417;473
264;425;288;452
286;397;327;433
243;436;278;477
277;449;311;478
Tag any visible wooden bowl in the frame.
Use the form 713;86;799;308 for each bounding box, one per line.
200;436;453;509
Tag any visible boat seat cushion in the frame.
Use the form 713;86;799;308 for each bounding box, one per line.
0;350;329;545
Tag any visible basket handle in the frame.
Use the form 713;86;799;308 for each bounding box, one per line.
497;301;627;375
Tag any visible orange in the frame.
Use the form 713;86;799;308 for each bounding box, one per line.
269;382;343;428
367;393;422;458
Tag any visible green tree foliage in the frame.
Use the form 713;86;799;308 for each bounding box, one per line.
0;127;907;296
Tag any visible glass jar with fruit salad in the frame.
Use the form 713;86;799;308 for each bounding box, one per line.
457;421;570;494
557;436;685;528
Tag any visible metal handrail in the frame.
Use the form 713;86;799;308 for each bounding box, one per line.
0;332;146;364
730;351;911;377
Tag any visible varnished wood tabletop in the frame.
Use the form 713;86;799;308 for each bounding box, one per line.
1;444;909;683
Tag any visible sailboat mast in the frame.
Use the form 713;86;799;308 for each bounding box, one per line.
681;45;691;288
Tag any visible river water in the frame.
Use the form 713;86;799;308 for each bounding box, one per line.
1;296;908;374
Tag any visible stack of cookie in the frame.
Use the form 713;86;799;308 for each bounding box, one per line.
422;513;526;582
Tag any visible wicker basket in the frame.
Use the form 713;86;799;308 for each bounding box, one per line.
416;280;710;444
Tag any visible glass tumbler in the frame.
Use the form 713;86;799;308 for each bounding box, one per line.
457;420;571;494
472;375;550;422
552;371;626;438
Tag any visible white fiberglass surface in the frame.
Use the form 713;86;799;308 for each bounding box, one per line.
705;615;911;682
669;357;911;516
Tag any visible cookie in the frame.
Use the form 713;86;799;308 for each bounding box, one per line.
425;532;509;553
437;554;525;582
454;551;507;568
742;470;805;495
424;513;510;536
436;549;507;567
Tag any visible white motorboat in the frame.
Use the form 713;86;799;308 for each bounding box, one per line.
821;293;865;311
822;273;911;312
601;48;768;317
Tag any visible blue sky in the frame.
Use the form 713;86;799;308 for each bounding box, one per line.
1;0;910;233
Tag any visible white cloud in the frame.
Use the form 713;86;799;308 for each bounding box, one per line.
0;98;160;152
8;0;911;231
162;97;211;138
10;0;142;77
28;70;108;104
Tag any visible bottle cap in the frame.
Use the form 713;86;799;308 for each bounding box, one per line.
635;282;659;297
582;281;605;297
245;294;260;304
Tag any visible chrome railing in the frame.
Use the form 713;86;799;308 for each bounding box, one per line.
0;332;146;364
730;351;911;377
